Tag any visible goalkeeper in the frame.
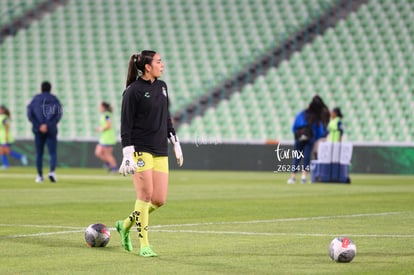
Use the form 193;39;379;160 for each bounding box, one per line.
116;50;183;257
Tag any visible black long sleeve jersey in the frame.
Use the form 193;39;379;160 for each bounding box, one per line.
120;77;174;156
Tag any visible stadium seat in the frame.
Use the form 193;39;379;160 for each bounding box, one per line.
182;0;413;142
1;0;412;143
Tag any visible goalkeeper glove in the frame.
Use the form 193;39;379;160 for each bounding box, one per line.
119;145;138;176
168;133;183;167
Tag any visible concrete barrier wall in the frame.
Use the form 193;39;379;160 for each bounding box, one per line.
6;140;414;174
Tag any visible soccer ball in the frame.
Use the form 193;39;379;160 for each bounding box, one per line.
85;223;111;247
328;236;356;263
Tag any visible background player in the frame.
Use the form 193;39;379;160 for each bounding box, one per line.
95;101;117;173
287;96;326;184
0;105;28;168
116;50;183;257
27;81;62;183
327;107;344;142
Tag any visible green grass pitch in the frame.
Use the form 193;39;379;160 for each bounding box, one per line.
0;167;413;274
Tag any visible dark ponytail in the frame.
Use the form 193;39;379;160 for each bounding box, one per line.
126;54;139;88
125;50;157;88
0;105;11;119
101;101;112;113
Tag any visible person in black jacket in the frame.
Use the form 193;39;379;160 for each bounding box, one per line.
115;50;183;257
27;81;62;183
287;96;326;184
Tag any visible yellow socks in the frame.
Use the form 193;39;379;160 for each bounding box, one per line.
122;200;159;247
123;214;133;232
123;200;157;230
149;203;159;214
129;199;150;248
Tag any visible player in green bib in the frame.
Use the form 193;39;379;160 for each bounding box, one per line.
327;107;344;142
0;105;27;168
95;102;117;172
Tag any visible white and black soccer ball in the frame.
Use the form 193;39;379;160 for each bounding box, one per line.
85;223;111;247
329;236;356;263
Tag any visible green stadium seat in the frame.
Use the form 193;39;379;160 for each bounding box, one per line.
2;0;412;143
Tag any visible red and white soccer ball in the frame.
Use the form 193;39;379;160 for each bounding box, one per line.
85;223;111;247
329;236;356;263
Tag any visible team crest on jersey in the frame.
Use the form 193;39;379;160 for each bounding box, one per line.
137;158;145;167
144;92;150;98
162;86;167;97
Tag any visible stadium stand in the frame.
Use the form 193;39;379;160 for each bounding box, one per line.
0;0;42;26
178;0;414;143
0;0;66;40
0;0;412;143
0;0;337;139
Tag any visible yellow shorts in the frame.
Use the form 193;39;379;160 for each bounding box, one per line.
132;152;169;174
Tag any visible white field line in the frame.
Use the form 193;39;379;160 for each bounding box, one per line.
152;229;414;238
5;230;85;238
150;211;408;228
0;224;84;229
1;211;412;239
0;173;128;181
